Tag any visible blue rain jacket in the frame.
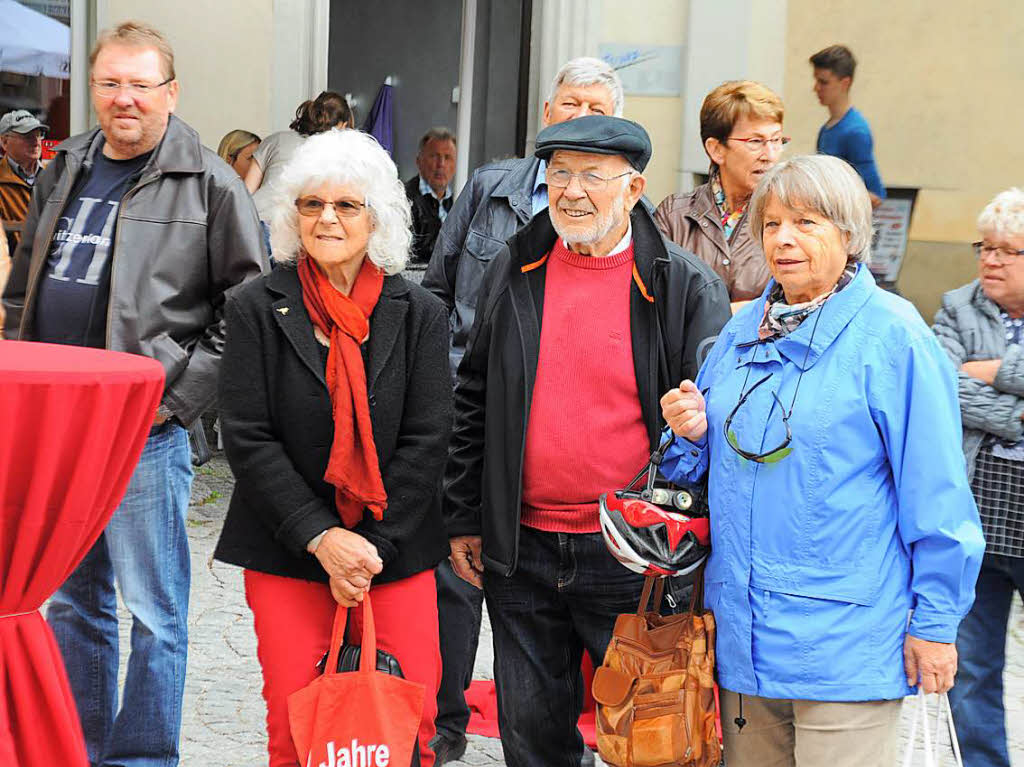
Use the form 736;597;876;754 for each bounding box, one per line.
662;266;984;701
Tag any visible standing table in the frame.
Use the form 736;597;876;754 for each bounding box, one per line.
0;341;164;767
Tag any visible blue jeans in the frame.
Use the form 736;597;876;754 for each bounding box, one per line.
948;553;1024;767
484;527;647;767
48;423;194;767
434;558;483;741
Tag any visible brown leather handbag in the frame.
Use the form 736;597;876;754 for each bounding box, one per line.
592;571;720;767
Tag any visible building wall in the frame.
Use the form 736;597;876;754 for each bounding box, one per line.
96;0;274;150
782;0;1024;318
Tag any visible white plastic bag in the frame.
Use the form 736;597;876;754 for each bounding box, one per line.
901;689;963;767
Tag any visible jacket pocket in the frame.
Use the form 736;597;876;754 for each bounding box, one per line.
753;567;878;606
149;332;189;385
454;230;504;309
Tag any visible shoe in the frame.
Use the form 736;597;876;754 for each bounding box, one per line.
582;745;596;767
429;732;468;765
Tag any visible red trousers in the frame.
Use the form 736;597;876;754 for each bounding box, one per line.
244;568;441;767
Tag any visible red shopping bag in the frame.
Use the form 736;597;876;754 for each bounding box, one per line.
288;594;425;767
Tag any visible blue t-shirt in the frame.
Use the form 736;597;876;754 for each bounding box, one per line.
816;107;885;198
34;148;151;347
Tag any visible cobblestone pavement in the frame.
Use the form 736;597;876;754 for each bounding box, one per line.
113;455;1024;766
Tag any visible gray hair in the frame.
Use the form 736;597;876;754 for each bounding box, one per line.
268;128;412;274
547;57;624;117
977;187;1024;239
749;154;874;264
418;127;456;152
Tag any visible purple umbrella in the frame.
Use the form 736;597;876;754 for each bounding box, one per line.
361;82;394;156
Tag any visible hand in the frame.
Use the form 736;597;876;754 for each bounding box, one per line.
961;359;1002;385
904;635;957;694
868;192;883;209
313;527;383;584
449;535;484;589
329;575;366;607
660;380;708;441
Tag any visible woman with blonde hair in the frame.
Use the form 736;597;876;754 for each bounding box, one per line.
216;129;260;179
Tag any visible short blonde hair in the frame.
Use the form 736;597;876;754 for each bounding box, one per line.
701;81;784;159
268;129;412;275
90;21;175;81
749;154;874;264
977;188;1024;240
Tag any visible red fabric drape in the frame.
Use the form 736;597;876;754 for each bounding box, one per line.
0;341;164;767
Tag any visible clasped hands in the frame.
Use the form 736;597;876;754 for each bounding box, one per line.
313;527;383;607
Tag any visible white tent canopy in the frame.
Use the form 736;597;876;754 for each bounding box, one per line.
0;0;70;79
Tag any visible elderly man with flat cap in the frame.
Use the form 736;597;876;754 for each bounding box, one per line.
442;115;730;767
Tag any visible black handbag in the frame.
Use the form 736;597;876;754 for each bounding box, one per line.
315;606;422;767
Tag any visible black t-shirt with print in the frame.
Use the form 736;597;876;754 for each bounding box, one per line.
33;146;152;347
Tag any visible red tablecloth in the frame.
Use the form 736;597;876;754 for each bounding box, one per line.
0;341;164;767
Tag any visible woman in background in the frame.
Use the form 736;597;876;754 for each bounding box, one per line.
217;129;261;179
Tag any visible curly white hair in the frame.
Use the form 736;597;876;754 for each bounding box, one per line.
267;128;412;275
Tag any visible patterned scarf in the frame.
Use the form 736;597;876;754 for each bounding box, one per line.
758;263;858;340
711;170;747;240
297;255;387;528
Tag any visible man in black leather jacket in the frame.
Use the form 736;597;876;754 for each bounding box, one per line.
421;57;625;765
2;22;265;767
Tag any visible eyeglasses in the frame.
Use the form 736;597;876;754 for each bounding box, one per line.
295;196;366;218
546;168;633;192
722;301;824;464
91;78;174;98
726;136;791;153
973;241;1024;261
723;374;794;463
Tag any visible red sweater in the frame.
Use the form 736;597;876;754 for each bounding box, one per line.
520;238;650;533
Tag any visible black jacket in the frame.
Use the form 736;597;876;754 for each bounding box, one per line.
421;157;542;376
442;205;731;576
2;115;268;426
213;265;453;585
405;176;453;264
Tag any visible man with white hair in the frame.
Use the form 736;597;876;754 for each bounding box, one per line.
422;56;625;764
443;115;730;767
0;109;47;254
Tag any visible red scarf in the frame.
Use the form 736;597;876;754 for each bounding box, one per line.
298;255;387;528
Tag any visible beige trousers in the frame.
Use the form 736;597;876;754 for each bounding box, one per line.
720;689;903;767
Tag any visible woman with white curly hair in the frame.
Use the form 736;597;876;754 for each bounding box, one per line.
934;187;1024;767
214;128;452;767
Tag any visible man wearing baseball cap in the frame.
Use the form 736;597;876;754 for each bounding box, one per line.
442;114;730;767
0;109;47;253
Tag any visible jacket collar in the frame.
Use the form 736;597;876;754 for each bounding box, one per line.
969;278;1004;324
53;114;205;176
0;156;30;188
736;264;877;371
264;263;410;392
491;157;543;223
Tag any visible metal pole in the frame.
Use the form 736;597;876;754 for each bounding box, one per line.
454;0;477;195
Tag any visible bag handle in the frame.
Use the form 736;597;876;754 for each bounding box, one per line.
901;689;963;767
322;593;378;677
636;561;708;616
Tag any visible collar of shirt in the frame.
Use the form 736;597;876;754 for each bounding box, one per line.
531;159;548;216
8;157;40;185
608;220;633;256
418;174;452;204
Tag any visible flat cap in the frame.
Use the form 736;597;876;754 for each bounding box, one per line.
0;110;48;136
534;115;651;172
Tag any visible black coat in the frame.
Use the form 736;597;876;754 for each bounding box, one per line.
405;176;452;264
442;205;731;576
214;264;453;585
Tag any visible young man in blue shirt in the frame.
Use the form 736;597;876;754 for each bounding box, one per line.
810;44;885;207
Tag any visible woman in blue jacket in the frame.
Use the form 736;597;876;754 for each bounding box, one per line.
659;154;984;767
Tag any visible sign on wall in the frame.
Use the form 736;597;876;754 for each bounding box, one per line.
598;44;684;97
869;188;919;284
